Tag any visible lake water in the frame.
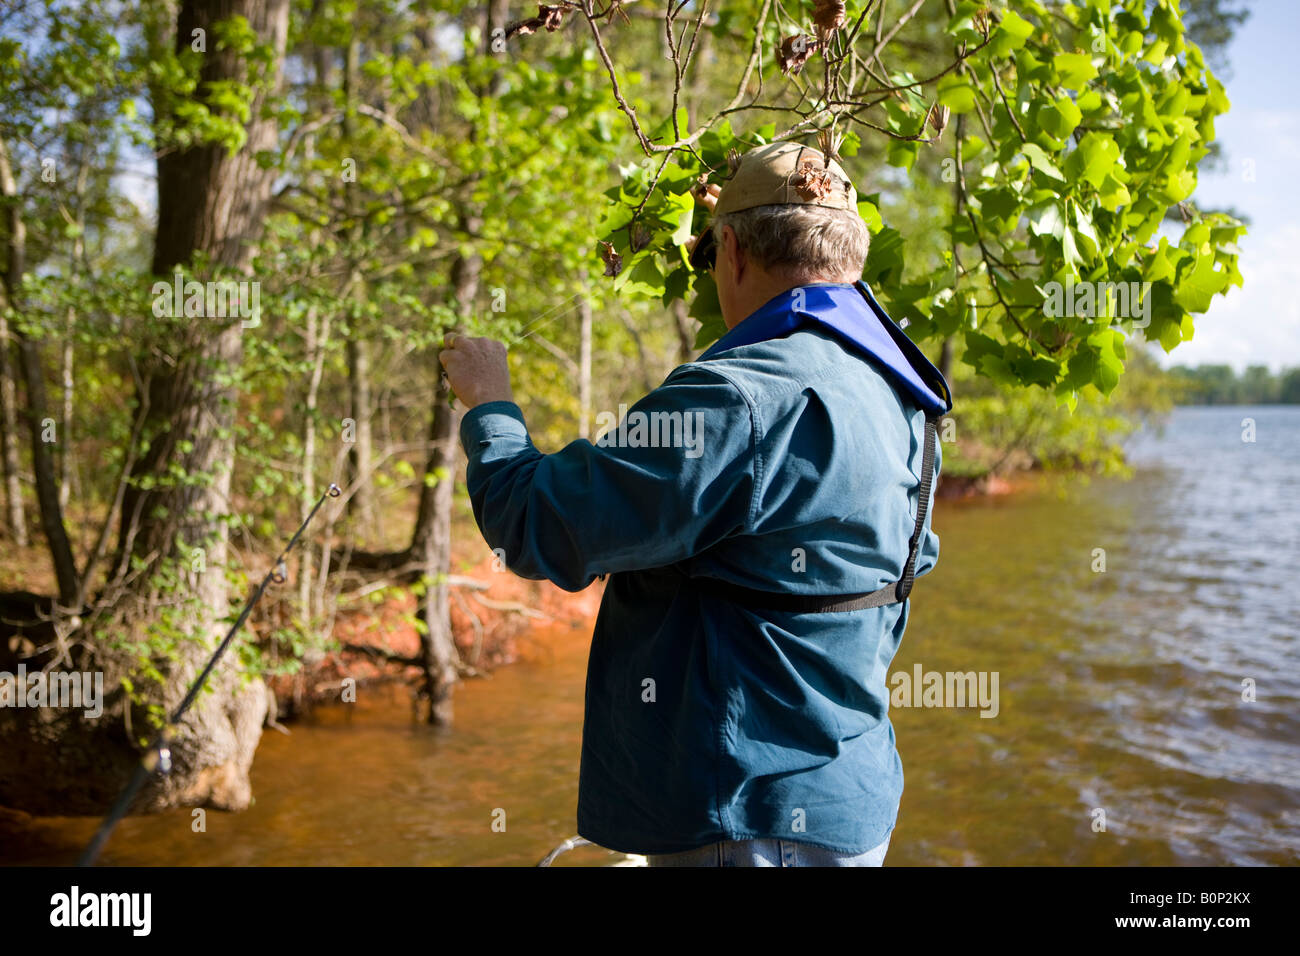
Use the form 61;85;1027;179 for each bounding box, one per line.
5;405;1297;865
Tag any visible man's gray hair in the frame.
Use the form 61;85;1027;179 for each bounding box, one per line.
712;203;870;282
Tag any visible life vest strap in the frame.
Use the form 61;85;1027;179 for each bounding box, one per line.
674;412;940;613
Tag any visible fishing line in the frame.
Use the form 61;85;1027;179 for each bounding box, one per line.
440;293;587;406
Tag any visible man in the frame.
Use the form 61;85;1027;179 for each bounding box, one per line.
439;141;952;867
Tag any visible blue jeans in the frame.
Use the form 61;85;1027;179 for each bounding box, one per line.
645;833;891;867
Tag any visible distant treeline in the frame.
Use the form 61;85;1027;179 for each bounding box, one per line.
1168;365;1300;405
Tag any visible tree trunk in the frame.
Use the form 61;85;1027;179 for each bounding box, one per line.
14;327;78;606
59;155;89;514
410;211;480;725
58;309;73;513
413;375;461;725
300;304;329;630
107;0;290;814
345;336;375;530
404;0;509;724
0;309;28;548
342;35;375;533
0;136;77;606
0;0;295;803
578;293;593;439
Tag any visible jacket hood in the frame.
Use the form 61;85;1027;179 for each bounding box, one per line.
699;281;953;416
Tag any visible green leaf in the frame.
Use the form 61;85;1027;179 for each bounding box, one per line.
1066;339;1120;395
1021;143;1065;182
1071;203;1099;260
666;193;695;247
662;265;690;307
937;74;976;114
945;1;983;41
1141;240;1176;284
856;198;883;233
1035;96;1082;141
990;10;1035;58
1053;53;1098;90
961;133;988;158
1012;354;1061;387
1157;314;1185;352
1027;202;1065;239
1062;227;1082;268
863;226;905;287
614;254;663;297
1065;132;1120;188
886;138;920;171
1173;250;1228;314
1161;168;1196;203
1097;173;1131;211
977;186;1021;222
689;272;724;348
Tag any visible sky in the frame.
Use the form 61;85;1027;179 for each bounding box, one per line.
1160;0;1300;372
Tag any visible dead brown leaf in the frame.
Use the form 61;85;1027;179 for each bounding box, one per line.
778;34;821;76
539;4;565;31
792;159;835;202
598;240;623;278
726;147;742;177
926;103;951;136
629;222;652;253
812;0;847;35
505;3;568;39
817;128;844;164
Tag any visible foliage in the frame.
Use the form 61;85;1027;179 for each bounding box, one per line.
1169;364;1300;405
943;343;1176;478
591;0;1245;413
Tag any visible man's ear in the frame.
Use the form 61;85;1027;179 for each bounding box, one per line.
722;224;745;281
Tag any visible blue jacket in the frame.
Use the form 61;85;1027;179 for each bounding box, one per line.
458;280;952;854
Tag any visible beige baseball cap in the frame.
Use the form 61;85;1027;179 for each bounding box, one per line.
689;141;858;270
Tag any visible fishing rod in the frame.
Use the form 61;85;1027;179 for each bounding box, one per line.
77;482;342;867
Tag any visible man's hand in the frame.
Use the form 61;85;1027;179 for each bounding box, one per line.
686;183;720;256
438;333;514;409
